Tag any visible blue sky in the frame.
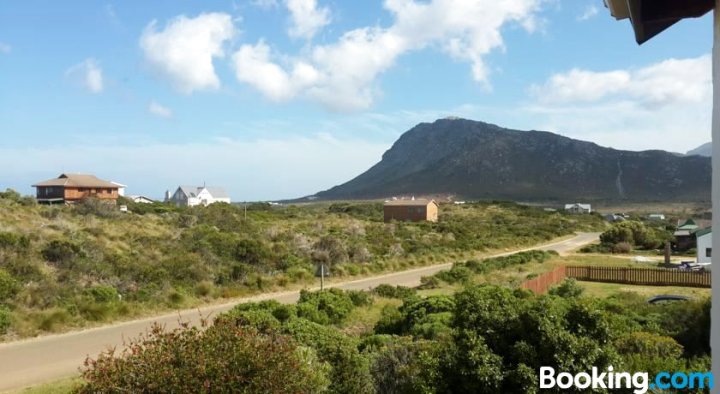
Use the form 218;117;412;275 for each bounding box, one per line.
0;0;713;200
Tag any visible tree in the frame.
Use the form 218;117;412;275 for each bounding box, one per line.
78;321;329;393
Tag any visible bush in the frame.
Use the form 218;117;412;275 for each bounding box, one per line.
84;285;118;303
79;321;329;393
284;318;373;394
42;240;82;265
0;269;20;303
548;279;584;298
0;306;11;335
372;284;416;299
296;288;359;325
0;232;30;250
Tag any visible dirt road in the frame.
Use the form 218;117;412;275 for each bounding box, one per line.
0;232;598;392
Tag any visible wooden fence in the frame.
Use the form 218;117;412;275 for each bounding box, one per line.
565;266;711;288
520;265;711;294
520;266;566;294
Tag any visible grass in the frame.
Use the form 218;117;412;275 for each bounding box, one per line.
578;281;711;299
11;376;81;394
338;298;403;336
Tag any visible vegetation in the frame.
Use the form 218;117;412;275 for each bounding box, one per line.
0;191;603;338
74;246;710;393
582;220;673;253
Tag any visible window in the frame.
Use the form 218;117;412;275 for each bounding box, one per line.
706;248;712;258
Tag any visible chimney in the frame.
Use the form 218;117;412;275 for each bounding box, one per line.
164;190;171;202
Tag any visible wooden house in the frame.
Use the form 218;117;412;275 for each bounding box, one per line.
384;199;438;223
32;173;120;204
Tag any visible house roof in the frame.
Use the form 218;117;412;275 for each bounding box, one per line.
695;227;712;238
604;0;713;44
565;203;591;210
176;186;229;200
384;199;436;207
204;187;229;199
32;173;119;189
677;219;699;231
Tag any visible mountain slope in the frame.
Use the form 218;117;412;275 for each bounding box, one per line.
687;142;712;157
314;118;710;202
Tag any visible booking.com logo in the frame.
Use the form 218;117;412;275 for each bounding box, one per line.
540;366;714;393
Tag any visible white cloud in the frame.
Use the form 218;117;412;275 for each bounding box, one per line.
2;134;387;201
0;42;11;54
524;54;712;152
577;4;598;21
530;55;711;108
252;0;279;9
286;0;331;40
66;58;104;93
148;101;173;118
140;13;236;94
232;0;542;111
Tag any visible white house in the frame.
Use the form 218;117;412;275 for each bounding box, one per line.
166;186;231;207
696;228;712;265
564;203;592;214
648;214;666;221
127;195;155;204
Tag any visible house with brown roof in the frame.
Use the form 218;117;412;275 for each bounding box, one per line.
384;199;438;223
32;173;121;204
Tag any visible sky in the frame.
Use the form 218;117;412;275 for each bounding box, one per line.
0;0;714;201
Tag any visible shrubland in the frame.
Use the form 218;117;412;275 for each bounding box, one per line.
79;256;711;393
0;190;604;338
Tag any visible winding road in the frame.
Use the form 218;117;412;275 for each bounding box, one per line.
0;232;599;392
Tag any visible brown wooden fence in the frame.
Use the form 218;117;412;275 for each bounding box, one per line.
520;266;566;294
565;266;711;288
520;265;711;294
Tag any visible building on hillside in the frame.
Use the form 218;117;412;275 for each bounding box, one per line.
648;214;666;221
32;173;120;204
673;219;700;252
604;213;625;222
166;185;231;207
564;203;592;214
696;228;712;265
127;195;155;204
383;199;438;223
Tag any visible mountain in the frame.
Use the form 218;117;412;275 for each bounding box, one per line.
687;142;712;157
313;118;711;202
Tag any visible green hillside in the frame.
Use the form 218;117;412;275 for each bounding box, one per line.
0;190;603;338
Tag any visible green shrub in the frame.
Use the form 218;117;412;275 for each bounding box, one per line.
284;318;373;394
42;240;82;265
0;232;30;250
0;306;11;334
372;284;416;299
0;269;20;302
79;322;329;393
548;279;584;298
297;289;358;325
84;285;118;303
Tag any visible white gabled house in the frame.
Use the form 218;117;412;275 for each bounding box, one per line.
166;185;231;207
696;228;712;265
564;203;592;214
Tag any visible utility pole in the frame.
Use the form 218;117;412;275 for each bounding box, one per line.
244;203;247;220
320;264;324;291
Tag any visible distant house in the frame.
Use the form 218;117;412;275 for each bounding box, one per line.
673;219;701;251
32;173;120;204
166;186;231;207
384;199;438;223
564;203;592;214
648;214;666;221
696;227;712;264
604;213;625;222
127;195;155;204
